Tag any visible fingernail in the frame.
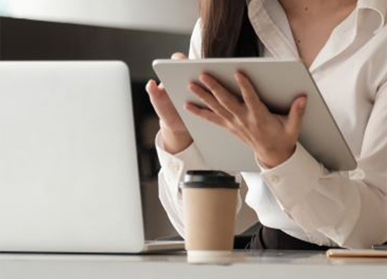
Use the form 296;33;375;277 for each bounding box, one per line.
184;102;192;111
171;52;186;60
200;74;210;83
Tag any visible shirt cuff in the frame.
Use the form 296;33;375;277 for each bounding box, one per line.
258;142;325;209
155;131;209;201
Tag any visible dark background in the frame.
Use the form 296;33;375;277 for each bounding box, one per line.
0;17;191;238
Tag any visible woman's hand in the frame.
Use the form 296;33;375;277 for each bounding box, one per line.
146;52;193;154
186;73;307;169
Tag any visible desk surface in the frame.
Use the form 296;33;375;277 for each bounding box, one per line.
1;251;386;279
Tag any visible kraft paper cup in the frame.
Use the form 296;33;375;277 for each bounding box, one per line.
181;171;239;265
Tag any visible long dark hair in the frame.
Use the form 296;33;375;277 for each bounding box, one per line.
200;0;259;58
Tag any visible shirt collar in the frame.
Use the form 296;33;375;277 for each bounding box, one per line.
247;0;387;28
247;0;386;72
357;0;387;31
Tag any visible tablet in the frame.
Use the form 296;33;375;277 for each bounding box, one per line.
153;58;357;172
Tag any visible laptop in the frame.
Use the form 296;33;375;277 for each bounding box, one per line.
0;61;184;254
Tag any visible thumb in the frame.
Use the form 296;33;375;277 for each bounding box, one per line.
171;52;187;60
287;96;307;135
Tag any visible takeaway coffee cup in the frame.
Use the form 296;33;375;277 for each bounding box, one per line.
180;170;240;264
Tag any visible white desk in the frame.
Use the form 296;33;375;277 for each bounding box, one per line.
1;251;386;279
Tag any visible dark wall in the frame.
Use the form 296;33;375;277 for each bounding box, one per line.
0;17;190;238
0;17;190;80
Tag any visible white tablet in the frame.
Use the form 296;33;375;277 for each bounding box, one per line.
153;58;357;171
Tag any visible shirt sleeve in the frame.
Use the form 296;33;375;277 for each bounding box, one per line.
256;83;387;249
156;131;244;237
156;132;209;237
154;18;207;237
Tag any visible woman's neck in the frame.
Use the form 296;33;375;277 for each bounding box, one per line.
278;0;357;17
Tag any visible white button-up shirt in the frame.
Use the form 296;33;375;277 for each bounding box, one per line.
155;0;387;249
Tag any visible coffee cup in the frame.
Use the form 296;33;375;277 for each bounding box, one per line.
180;170;240;264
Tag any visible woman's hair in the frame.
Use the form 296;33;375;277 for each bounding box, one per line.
200;0;259;58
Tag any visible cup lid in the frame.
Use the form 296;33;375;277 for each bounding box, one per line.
180;170;239;189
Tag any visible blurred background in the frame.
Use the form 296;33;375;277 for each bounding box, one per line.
0;0;255;239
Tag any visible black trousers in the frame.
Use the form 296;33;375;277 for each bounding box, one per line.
234;223;331;251
162;222;332;251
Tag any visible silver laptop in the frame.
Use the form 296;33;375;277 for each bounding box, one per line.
0;61;184;254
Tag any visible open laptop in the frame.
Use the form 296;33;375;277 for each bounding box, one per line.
0;61;184;254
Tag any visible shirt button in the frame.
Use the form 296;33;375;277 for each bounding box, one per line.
268;174;280;184
168;161;180;173
350;169;365;180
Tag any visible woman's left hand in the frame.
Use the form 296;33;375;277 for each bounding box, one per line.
185;73;307;169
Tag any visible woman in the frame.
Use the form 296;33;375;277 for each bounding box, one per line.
146;0;387;249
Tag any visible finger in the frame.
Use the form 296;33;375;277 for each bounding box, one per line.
186;102;251;145
146;80;174;117
235;72;262;111
158;82;165;91
200;74;243;115
287;96;307;135
146;80;166;94
185;102;225;127
146;80;166;99
188;82;234;121
146;79;159;96
171;52;187;60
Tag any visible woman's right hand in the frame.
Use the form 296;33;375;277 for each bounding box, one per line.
146;52;193;154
